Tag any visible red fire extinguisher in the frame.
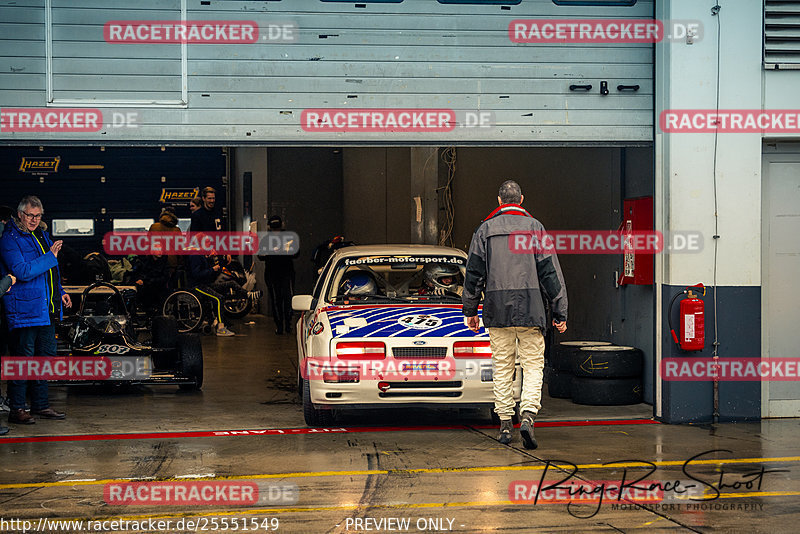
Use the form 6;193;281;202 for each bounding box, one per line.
668;284;705;351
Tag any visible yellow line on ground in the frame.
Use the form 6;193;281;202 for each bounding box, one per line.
35;490;800;524
0;456;797;491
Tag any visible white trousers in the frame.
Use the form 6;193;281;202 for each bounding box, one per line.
488;326;545;420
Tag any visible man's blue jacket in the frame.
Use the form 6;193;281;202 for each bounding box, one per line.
0;218;65;329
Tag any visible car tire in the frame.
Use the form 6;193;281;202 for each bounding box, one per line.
551;341;613;372
546;367;573;398
151;315;178;349
571;376;643;406
571;345;643;378
177;333;203;391
302;378;333;427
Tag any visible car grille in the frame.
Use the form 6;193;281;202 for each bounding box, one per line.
392;347;448;358
377;380;463;398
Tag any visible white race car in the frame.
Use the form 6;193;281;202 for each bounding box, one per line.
292;244;522;426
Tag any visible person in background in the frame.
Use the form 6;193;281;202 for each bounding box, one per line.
462;181;567;450
189;187;223;232
189;196;202;214
131;248;170;314
258;216;296;335
186;249;246;337
311;235;354;273
0;196;70;425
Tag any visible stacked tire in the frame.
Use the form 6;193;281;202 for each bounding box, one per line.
547;341;612;399
570;345;643;405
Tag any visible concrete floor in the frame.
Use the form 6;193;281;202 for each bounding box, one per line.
1;316;798;533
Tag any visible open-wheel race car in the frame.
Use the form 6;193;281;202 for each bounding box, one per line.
55;282;203;390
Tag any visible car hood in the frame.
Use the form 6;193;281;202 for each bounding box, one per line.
323;305;487;339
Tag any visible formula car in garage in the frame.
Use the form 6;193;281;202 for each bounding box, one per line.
54;282;203;390
292;244;521;426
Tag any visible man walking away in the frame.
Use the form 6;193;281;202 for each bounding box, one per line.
462;181;567;449
0;196;71;425
258;216;296;335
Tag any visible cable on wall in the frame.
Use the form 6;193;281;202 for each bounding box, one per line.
711;0;722;423
438;147;457;247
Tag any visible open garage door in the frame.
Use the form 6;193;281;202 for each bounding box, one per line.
1;0;654;145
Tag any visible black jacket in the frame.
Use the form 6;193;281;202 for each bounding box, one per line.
189;207;222;233
462;204;567;328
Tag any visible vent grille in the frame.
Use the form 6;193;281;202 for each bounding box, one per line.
392;347;448;358
765;0;800;67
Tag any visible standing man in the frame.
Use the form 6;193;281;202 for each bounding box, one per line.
462;181;567;449
0;196;70;425
189;187;223;232
258;216;296;335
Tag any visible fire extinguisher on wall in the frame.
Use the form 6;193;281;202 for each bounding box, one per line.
668;284;705;351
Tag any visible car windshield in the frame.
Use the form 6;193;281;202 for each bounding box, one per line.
325;254;466;304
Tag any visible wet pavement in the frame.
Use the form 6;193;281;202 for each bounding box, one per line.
1;316;798;533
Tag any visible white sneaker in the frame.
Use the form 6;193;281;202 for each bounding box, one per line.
0;396;9;412
216;325;235;337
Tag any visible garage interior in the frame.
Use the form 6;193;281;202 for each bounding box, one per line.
3;143;655;425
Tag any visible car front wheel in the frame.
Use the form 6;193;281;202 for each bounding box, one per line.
302;378;333;427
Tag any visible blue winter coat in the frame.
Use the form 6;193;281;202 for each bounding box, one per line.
0;218;65;329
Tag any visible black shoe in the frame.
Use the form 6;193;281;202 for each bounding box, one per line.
31;408;66;420
519;411;538;450
9;409;35;425
0;425;8;435
275;327;284;335
497;419;513;445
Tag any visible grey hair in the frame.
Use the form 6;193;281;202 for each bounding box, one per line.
498;180;522;204
18;195;43;214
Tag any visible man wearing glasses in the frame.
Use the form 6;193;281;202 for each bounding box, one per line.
0;196;70;425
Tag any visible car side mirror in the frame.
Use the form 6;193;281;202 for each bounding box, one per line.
292;295;314;311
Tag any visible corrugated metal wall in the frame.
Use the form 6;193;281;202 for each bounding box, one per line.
1;0;654;144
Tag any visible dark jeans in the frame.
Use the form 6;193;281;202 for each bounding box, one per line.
7;324;56;412
267;279;293;331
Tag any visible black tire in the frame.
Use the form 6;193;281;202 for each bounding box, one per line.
571;377;642;406
547;367;573;398
162;290;204;333
297;365;304;400
151;315;178;349
222;296;252;319
551;341;613;371
177;333;203;391
302;378;333;427
572;345;643;378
